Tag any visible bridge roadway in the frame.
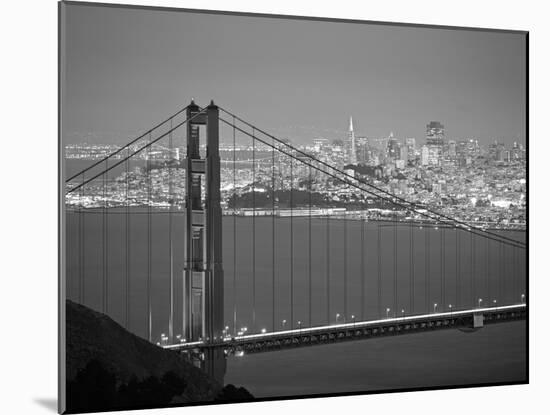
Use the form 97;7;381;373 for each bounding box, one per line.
163;303;526;355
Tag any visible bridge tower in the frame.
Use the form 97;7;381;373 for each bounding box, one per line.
183;100;225;382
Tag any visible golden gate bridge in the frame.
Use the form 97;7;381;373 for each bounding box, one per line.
64;100;527;383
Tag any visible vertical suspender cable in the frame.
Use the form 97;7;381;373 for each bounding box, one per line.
425;225;429;313
499;240;503;304
344;201;348;321
485;238;491;301
326;200;330;324
252;127;256;332
393;209;397;316
125;149;130;329
290;150;294;329
308;161;312;327
409;212;414;314
377;221;382;318
102;159;108;314
168;118;174;343
102;164;106;313
512;244;520;300
456;227;460;308
147;133;152;342
361;213;365;320
441;225;445;308
79;173;84;304
278;149;283;327
471;230;474;307
272;138;276;332
233;117;237;336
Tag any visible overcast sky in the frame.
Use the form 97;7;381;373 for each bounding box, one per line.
61;3;526;146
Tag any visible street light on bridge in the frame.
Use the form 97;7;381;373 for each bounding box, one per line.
336;313;340;324
282;319;287;330
478;298;483;308
433;303;438;313
386;308;390;318
521;294;525;303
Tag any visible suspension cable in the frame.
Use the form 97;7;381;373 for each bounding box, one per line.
66;104;190;183
326;204;330;324
308;160;312;327
393;208;397;317
79;173;84;304
344;207;348;322
125;148;130;329
168;117;174;343
361;213;365;320
218;115;525;250
67;108;208;195
485;234;492;308
441;225;445;309
409;210;414;314
425;224;430;313
147;133;152;342
252;127;256;332
290;148;294;329
233;116;237;336
102;159;108;314
471;229;475;308
499;240;503;305
377;221;382;318
513;243;518;302
272;135;276;332
218;107;525;248
456;228;461;308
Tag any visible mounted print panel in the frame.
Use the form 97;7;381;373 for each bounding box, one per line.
59;1;528;413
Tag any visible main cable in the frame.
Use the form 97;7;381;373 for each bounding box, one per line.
217;116;525;250
67;108;208;195
218;107;525;248
66;104;190;183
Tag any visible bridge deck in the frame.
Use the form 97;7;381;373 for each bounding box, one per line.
163;303;526;355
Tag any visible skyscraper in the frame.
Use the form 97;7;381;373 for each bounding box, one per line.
348;116;357;164
425;121;445;165
426;121;445;146
405;137;416;161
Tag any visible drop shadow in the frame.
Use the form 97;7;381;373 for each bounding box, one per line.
34;398;57;413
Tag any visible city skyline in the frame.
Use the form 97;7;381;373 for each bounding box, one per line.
62;5;526;147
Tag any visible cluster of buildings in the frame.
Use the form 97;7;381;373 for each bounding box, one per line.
312;119;526;170
65;117;526;229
